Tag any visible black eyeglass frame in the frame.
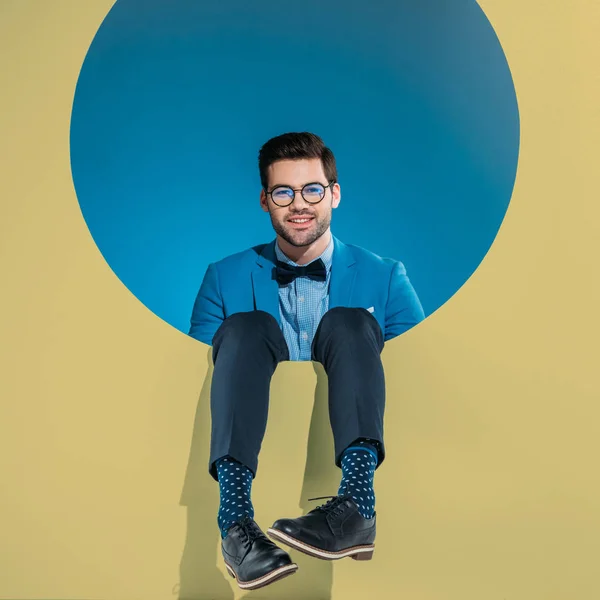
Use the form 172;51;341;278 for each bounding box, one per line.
265;181;336;207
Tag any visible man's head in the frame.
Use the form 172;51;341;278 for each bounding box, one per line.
259;132;341;254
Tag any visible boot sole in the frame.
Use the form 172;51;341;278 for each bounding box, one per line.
266;527;375;561
224;561;298;590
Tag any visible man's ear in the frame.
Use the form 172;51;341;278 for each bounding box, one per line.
259;189;269;213
332;182;341;209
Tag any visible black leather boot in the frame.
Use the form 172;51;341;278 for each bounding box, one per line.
267;487;376;561
222;514;298;590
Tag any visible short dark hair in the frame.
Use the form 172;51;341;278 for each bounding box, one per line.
258;132;338;190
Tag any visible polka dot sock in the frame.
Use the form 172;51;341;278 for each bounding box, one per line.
216;456;254;538
337;438;380;519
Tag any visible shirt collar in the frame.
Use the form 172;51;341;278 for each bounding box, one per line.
274;233;334;273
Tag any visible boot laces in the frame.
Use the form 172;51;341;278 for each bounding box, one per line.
236;516;262;548
307;489;351;518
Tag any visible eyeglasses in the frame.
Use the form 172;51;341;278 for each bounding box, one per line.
266;181;335;207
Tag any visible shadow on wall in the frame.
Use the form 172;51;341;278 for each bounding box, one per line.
178;350;339;600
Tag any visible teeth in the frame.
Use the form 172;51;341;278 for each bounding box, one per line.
290;218;311;223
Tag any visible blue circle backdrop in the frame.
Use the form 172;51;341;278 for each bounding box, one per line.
70;0;520;338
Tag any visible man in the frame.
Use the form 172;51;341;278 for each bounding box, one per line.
188;132;424;590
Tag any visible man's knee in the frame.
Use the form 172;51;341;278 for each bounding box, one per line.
216;310;279;342
319;307;376;337
212;310;286;362
311;307;384;363
313;307;384;357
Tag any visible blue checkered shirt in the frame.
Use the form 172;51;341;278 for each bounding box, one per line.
274;235;334;361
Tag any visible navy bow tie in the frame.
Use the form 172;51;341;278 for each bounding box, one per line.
275;258;327;285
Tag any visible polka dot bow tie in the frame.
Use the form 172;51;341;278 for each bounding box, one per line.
274;258;327;285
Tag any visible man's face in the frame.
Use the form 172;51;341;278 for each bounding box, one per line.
260;158;341;248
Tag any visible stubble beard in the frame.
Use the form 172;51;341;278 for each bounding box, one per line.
271;211;331;248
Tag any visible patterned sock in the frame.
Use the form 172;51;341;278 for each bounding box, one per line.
216;456;254;538
337;438;380;519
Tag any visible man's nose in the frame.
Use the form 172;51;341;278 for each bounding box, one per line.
290;190;310;207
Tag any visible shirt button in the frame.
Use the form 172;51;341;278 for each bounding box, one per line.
301;332;308;340
298;296;304;302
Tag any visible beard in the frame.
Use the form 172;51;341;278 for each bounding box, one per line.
270;209;332;248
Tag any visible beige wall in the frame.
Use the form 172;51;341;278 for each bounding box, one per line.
1;1;598;598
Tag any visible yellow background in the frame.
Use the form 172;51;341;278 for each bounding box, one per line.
1;1;598;599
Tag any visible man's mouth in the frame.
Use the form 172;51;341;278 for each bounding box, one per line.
288;216;314;224
287;216;314;229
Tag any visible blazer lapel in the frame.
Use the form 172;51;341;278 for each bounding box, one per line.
329;235;357;308
251;241;281;326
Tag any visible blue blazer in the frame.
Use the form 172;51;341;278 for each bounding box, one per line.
188;235;425;347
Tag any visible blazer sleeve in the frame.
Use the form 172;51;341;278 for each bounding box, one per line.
188;262;225;346
384;261;425;341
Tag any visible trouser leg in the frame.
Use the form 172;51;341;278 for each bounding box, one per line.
208;310;289;481
311;307;386;469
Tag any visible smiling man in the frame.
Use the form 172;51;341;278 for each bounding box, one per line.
188;132;424;590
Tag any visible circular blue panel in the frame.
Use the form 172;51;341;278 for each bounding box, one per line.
70;0;519;337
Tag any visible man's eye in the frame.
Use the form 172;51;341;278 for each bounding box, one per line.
305;185;324;194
